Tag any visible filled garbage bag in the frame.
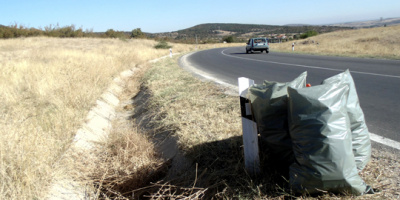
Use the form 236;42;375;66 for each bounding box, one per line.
322;70;371;171
287;82;367;195
248;72;307;166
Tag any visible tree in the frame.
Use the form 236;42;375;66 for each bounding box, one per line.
131;28;145;38
59;25;75;37
0;27;14;38
105;29;117;38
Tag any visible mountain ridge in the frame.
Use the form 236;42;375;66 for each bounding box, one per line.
148;23;350;42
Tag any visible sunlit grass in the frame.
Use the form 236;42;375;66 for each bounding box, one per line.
0;36;237;199
0;37;188;199
271;25;400;59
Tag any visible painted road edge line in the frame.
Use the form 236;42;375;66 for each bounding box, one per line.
370;133;400;150
221;49;400;79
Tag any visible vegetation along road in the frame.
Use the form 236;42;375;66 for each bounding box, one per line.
180;46;400;151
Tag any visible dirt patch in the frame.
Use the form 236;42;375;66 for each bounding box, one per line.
356;37;380;43
215;30;237;36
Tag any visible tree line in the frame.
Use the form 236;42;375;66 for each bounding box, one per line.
0;24;146;39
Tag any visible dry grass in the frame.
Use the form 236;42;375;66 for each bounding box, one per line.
68;120;166;199
0;37;182;199
64;65;167;200
271;25;400;59
142;59;241;149
0;36;238;199
137;57;247;198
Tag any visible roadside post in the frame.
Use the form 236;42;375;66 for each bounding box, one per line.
169;48;172;58
238;77;260;175
292;43;295;51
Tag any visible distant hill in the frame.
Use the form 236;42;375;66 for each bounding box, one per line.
329;17;400;28
283;24;312;27
148;17;400;43
148;23;352;43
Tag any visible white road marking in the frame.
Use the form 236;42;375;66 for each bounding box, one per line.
221;49;400;79
370;133;400;150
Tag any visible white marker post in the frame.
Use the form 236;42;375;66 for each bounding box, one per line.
169;48;172;58
238;77;260;176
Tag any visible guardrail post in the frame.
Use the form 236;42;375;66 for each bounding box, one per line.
238;77;260;175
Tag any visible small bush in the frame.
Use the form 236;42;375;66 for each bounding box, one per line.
223;35;235;43
154;41;172;49
300;30;318;39
131;28;146;38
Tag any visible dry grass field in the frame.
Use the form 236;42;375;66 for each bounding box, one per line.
1;25;400;199
271;25;400;59
0;37;235;199
0;37;168;199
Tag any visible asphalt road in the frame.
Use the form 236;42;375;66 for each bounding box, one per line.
180;47;400;149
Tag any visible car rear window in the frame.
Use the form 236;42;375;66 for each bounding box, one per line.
254;38;266;43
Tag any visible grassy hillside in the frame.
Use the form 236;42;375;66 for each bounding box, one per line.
271;24;400;59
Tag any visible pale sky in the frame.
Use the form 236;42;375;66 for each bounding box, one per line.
1;0;399;33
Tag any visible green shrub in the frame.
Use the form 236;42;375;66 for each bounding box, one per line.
154;41;172;49
223;35;235;43
131;28;145;38
300;30;318;39
0;27;14;38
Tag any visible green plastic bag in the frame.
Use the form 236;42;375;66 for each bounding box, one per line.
322;70;371;171
287;82;367;195
249;72;307;166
